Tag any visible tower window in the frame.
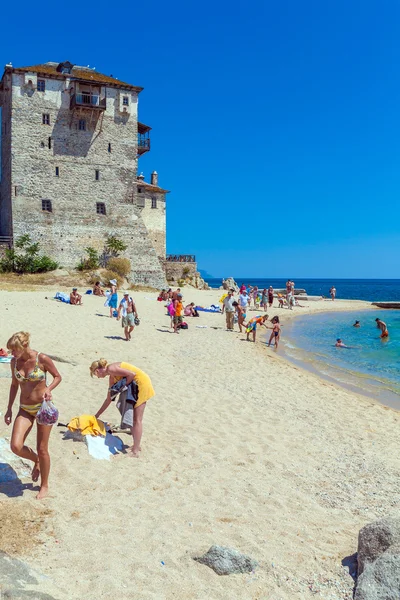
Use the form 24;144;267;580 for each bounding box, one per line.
138;187;142;194
37;80;45;92
108;143;112;153
122;96;129;106
79;119;86;131
151;197;157;209
95;170;100;181
55;167;59;177
48;137;52;149
42;199;52;212
96;202;106;215
42;114;50;125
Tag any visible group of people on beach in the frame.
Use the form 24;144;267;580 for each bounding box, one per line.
221;288;281;347
335;317;389;347
4;278;155;500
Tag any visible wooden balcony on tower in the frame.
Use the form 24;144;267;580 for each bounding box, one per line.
138;121;151;155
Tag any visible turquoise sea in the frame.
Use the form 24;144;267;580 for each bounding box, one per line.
283;310;400;409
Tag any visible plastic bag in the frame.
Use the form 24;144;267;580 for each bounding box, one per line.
134;316;140;326
36;400;59;426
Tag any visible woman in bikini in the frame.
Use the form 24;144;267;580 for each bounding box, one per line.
5;331;62;500
268;316;281;349
90;359;155;457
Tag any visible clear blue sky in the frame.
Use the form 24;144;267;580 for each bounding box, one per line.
1;0;400;278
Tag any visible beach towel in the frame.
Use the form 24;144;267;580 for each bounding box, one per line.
104;291;111;307
85;290;92;295
54;292;70;304
67;415;106;437
0;357;12;363
195;305;221;313
85;433;124;460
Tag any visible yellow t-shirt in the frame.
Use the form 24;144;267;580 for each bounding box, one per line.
120;362;155;407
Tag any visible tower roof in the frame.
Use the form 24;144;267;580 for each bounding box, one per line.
2;61;143;92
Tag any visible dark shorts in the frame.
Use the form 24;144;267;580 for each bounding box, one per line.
173;315;183;324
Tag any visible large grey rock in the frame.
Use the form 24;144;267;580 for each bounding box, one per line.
358;518;400;575
194;545;258;575
222;278;239;292
355;546;400;600
0;552;58;599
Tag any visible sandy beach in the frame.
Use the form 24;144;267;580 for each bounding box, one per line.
1;288;399;600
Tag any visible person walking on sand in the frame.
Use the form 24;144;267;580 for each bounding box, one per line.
268;316;281;349
330;286;336;301
108;279;118;318
268;286;274;308
261;289;268;312
173;293;184;333
375;318;389;338
90;359;154;457
222;290;235;331
235;301;247;333
4;331;62;500
245;314;269;342
117;292;138;341
239;289;249;311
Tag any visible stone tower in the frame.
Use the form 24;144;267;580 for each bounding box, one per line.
0;61;167;287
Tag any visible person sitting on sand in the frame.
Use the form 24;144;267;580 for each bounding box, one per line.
5;331;62;499
184;303;199;317
267;316;281;349
245;314;269;342
375;318;389;338
70;287;83;305
353;320;361;328
93;281;105;297
335;338;347;348
90;358;154;457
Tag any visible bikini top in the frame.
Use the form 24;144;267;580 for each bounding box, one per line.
15;353;46;382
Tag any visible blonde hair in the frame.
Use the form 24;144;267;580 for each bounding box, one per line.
89;358;108;377
7;331;31;351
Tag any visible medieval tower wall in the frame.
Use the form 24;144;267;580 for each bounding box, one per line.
0;62;167;287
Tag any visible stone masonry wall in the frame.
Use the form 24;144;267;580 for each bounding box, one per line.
165;261;197;282
3;71;167;288
136;188;166;261
0;72;13;236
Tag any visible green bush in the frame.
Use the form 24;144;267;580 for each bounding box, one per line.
177;278;185;287
105;235;127;256
106;257;131;277
182;266;190;277
77;247;99;271
101;269;124;288
0;235;58;274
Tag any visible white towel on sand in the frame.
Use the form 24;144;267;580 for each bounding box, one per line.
85;433;124;460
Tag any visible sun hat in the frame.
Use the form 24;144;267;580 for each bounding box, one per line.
109;279;117;285
123;291;130;296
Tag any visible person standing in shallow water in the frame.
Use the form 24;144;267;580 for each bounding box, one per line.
375;318;389;338
5;331;62;500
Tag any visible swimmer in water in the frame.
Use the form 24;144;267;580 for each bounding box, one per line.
375;318;389;338
335;338;347;348
353;320;360;328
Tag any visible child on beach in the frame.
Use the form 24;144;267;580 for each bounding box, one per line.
245;314;269;342
267;316;281;349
